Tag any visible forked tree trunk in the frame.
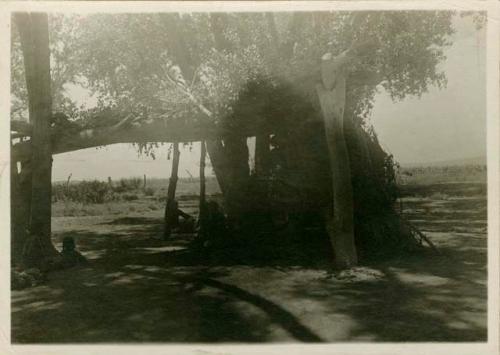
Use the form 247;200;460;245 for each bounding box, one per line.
206;14;236;198
164;142;180;238
316;54;358;269
15;13;58;267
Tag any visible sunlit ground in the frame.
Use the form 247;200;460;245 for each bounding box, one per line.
12;182;486;343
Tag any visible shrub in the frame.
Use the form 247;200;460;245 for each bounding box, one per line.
144;187;155;196
117;177;142;192
52;180;114;204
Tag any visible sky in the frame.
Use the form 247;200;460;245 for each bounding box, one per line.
370;15;486;166
52;15;486;181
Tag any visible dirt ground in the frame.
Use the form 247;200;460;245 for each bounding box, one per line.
11;182;487;343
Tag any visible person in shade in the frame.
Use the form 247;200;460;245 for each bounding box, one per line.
59;236;88;268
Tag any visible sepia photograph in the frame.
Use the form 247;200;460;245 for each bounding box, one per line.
1;1;499;354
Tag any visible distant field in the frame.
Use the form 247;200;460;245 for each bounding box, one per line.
398;164;486;185
136;176;221;197
54;176;221;196
51;165;487;217
51;176;221;217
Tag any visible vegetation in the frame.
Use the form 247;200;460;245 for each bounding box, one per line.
10;12;454;122
52;177;143;204
50;177;220;216
10;10;473;269
53;180;113;204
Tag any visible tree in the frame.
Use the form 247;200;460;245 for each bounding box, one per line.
11;11;458;267
14;13;59;267
11;14;82;122
11;12;455;130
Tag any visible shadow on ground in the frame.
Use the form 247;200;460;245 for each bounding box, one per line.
11;183;487;343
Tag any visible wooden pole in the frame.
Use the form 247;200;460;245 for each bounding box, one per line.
65;173;72;193
164;142;180;239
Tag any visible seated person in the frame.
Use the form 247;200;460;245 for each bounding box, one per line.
59;236;88;268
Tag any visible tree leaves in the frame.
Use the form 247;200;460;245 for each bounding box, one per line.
11;11;458;138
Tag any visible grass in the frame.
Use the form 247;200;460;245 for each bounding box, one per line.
52;200;162;217
52;177;221;217
53;165;486;218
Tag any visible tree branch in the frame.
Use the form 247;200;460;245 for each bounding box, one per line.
11;110;278;162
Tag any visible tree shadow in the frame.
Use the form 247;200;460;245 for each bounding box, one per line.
289;262;486;341
13;185;487;343
283;188;488;342
14;214;326;343
12;262;323;343
131;267;324;342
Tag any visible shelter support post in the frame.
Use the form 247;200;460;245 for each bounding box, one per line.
15;12;59;267
164;142;180;239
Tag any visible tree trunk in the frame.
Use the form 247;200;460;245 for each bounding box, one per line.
205;141;250;224
224;137;250;226
162;12;234;212
206;13;238;198
164;142;180;239
316;55;358;269
206;140;229;195
10;160;26;265
198;141;207;237
199;141;207;208
11;159;34;265
15;13;58;267
19;160;33;230
255;133;271;176
12;12;36;265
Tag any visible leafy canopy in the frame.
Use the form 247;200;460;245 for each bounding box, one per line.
11;11;456;130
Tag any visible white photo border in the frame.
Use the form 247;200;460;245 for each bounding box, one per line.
0;2;498;355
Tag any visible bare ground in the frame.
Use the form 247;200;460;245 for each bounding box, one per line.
11;183;487;343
